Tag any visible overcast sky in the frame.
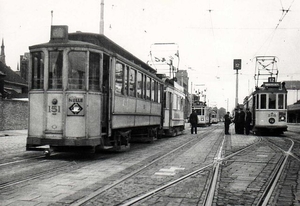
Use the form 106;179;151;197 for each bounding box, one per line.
0;0;299;110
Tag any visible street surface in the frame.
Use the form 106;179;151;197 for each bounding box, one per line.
0;124;300;205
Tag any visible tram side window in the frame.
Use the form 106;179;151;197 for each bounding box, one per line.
124;66;129;95
89;52;100;91
115;62;124;95
31;52;44;89
154;81;158;102
158;84;162;103
278;94;284;109
68;52;86;90
151;79;155;101
269;93;276;109
146;76;151;100
165;92;170;109
137;72;143;98
49;51;63;89
129;68;136;97
260;94;266;109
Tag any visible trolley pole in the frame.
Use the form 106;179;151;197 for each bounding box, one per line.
233;59;241;108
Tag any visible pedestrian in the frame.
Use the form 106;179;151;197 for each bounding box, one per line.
238;108;245;134
224;112;231;135
189;110;198;134
245;108;252;135
233;108;239;134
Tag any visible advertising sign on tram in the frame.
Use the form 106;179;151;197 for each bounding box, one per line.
67;94;85;116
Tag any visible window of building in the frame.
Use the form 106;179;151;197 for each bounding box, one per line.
89;52;100;91
115;62;124;94
49;51;63;89
31;52;44;89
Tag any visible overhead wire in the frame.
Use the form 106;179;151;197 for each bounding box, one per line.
253;0;295;59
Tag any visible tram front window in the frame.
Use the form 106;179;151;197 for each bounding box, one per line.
68;51;86;90
269;93;276;109
89;52;100;91
278;94;284;109
260;94;266;109
31;52;44;89
49;51;63;89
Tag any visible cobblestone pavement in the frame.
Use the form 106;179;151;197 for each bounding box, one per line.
1;124;300;205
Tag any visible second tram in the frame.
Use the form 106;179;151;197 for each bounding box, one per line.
193;100;211;126
243;78;288;134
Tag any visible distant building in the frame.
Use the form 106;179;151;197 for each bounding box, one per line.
0;39;28;99
284;80;300;123
176;70;190;118
20;53;30;82
0;39;6;65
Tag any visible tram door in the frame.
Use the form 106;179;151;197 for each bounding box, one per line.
102;54;110;136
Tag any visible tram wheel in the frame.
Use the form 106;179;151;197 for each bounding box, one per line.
44;149;51;158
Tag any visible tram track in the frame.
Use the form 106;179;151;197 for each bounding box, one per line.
116;132;261;206
0;161;75;190
70;128;219;206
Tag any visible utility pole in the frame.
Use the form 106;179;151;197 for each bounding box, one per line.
233;59;241;107
100;0;104;34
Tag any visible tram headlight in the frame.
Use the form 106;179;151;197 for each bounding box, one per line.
279;112;286;122
52;98;58;105
269;118;275;124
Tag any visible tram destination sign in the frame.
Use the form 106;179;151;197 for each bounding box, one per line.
263;82;280;88
67;95;85;116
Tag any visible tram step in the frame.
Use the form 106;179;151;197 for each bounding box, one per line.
103;146;114;149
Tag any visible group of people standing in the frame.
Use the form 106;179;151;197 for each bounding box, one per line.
224;107;252;135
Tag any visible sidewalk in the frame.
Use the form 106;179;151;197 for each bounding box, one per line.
0;129;27;137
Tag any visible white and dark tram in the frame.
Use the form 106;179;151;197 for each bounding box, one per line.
243;78;288;134
211;109;218;124
26;25;185;154
192;98;211;126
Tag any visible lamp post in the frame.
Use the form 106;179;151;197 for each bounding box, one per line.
233;59;241;107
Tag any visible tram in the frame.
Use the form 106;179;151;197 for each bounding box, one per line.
243;56;288;134
192;99;211;126
160;76;185;136
26;25;170;154
211;109;218;124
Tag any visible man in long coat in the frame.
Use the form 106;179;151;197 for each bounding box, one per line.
189;110;198;134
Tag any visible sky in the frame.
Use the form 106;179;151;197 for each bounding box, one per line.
1;0;300;110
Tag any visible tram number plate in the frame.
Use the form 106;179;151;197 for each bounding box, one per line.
268;113;276;117
48;106;61;115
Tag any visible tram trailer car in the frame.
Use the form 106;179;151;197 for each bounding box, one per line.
243;80;287;134
193;101;211;126
26;25;169;154
160;77;185;136
211;110;218;124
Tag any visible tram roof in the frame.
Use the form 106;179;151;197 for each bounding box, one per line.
29;40;101;50
68;32;156;74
